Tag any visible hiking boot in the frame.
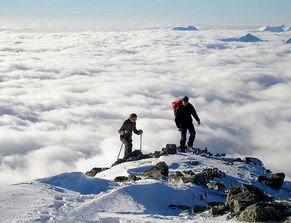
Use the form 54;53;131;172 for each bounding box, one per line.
177;146;187;152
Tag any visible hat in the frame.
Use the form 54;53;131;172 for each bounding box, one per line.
182;96;189;102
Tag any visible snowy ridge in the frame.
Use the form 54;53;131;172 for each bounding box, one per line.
258;25;291;32
1;148;290;222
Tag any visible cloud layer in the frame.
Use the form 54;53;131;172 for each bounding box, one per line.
0;28;290;184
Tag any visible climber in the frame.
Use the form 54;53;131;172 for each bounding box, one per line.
175;96;200;150
118;113;143;157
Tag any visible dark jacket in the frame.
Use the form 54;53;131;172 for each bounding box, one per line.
118;119;140;140
175;103;200;128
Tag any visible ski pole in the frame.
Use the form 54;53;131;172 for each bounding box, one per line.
140;134;142;152
117;142;124;160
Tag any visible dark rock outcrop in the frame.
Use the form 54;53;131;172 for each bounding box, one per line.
114;175;141;182
192;205;207;214
225;184;274;216
209;204;228;217
85;167;110;177
169;168;226;185
243;157;263;165
112;150;150;166
143;161;169;179
207;182;226;191
239;202;291;222
258;173;285;189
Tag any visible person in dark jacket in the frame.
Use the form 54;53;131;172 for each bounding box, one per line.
175;96;200;150
118;113;143;156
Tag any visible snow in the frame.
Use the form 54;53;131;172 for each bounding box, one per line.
1;151;290;222
259;25;291;32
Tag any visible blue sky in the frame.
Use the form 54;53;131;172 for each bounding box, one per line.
0;0;290;25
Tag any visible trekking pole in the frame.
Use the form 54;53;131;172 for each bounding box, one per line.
140;134;142;152
117;142;124;160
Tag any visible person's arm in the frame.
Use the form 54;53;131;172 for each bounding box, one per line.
118;121;127;135
175;106;181;129
133;123;141;135
191;105;200;124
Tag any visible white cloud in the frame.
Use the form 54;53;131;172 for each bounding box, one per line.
0;28;290;184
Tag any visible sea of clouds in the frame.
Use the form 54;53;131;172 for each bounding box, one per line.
0;27;290;184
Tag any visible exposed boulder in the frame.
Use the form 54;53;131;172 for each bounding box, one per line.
192;205;207;214
287;38;291;44
189;160;199;166
202;168;226;180
112;150;150;166
239;202;291;222
169;168;226;186
114;175;141;182
207;182;226;191
161;144;177;155
209;204;228;217
243;157;263;165
215;153;226;157
258;173;285;189
85;167;110;177
225;184;274;214
143;161;169;179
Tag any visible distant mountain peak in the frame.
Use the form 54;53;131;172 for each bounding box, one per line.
259;25;291;32
172;26;198;31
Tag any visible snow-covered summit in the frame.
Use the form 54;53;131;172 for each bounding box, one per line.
172;26;198;31
0;145;290;222
258;25;291;32
221;33;263;42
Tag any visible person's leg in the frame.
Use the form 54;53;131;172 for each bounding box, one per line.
122;138;133;157
187;124;196;147
180;126;187;147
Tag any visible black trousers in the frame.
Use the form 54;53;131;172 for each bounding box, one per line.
120;137;133;157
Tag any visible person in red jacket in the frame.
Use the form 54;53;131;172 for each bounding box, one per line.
118;113;143;156
175;96;200;150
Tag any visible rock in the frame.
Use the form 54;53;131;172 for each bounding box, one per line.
161;144;177;155
192;205;207;214
223;161;234;165
202;168;226;180
189;160;199;166
258;173;285;189
207;202;225;209
207;182;226;191
114;176;129;182
85;167;109;177
215;153;226;157
112;150;150;166
239;202;290;222
143;161;168;179
242;184;273;202
114;175;141;182
168;172;184;183
233;158;243;162
287;38;291;44
269;173;285;189
243;157;263;165
209;204;227;217
168;204;190;210
226;184;273;214
149;151;162;158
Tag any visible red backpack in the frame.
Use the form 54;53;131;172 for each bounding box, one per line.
171;98;183;116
